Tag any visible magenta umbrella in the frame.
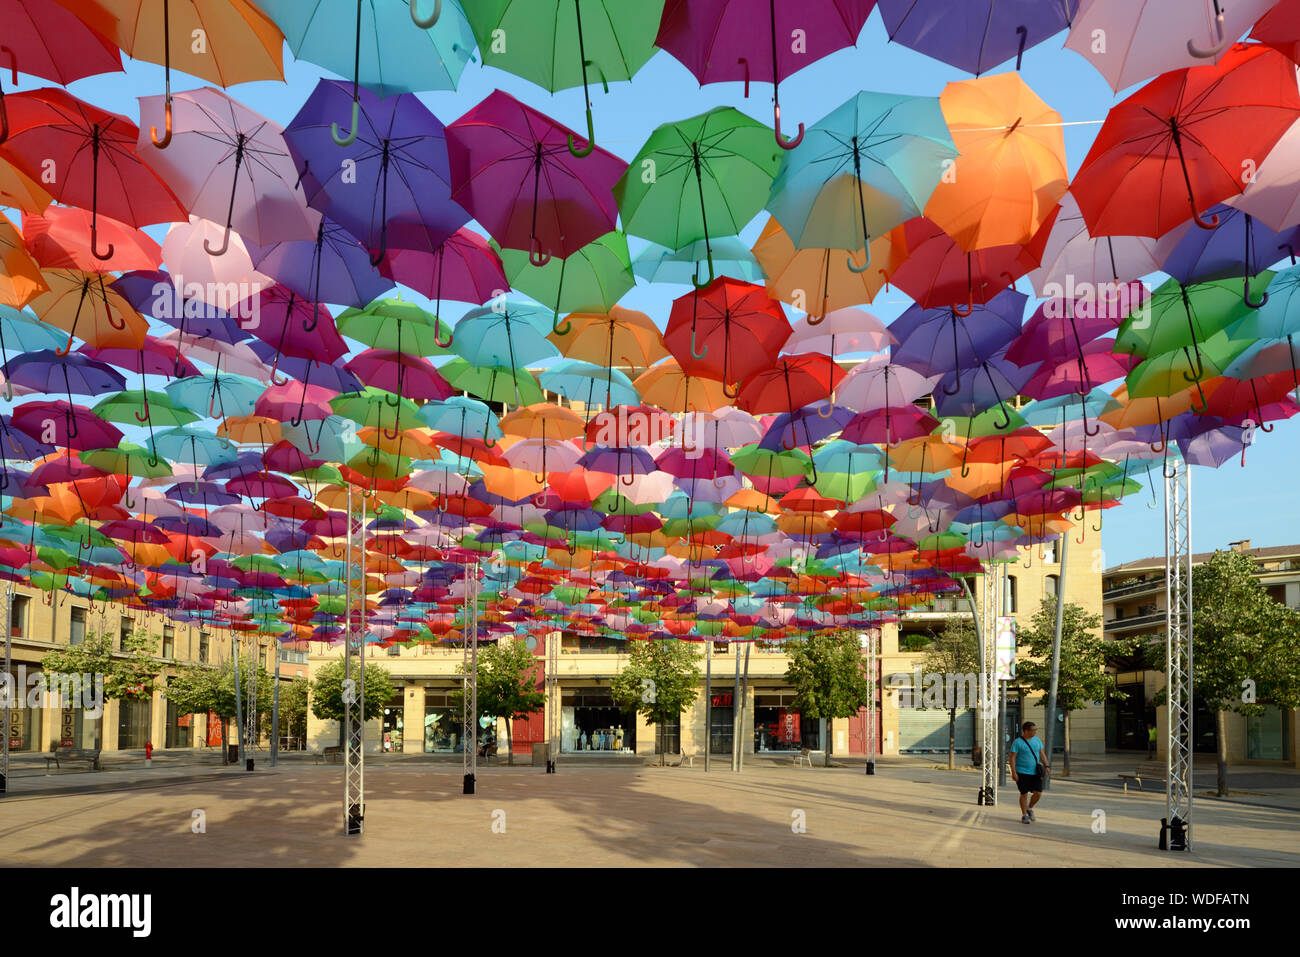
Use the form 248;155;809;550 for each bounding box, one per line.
375;228;507;312
242;283;348;376
343;349;453;400
445;90;627;265
655;0;877;149
1019;341;1138;401
9;399;123;450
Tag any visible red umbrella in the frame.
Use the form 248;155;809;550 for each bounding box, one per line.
446;90;627;264
0;0;122;140
1070;44;1300;239
664;276;791;395
735;353;846;415
0;88;185;258
22;207;162;273
887;213;1056;314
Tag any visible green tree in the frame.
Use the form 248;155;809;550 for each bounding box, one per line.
274;676;311;747
921;617;980;770
610;638;702;764
454;638;546;764
311;659;394;743
1015;600;1132;776
165;657;272;761
41;629;161;748
1146;550;1300;796
785;630;872;767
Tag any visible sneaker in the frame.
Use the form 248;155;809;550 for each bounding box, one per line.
1021;813;1031;824
1028;809;1036;822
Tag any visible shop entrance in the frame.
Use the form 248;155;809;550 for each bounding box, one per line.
561;689;636;752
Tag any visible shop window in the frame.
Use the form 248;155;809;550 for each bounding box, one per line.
165;699;192;748
1044;575;1059;602
424;690;468;753
382;694;405;752
198;631;209;664
560;688;635;752
709;690;733;754
69;607;86;646
10;595;28;638
1247;706;1290;760
162;625;175;660
6;693;41;752
117;697;152;750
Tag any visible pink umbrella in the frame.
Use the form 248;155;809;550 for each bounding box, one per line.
1224;116;1300;233
835;352;940;412
1019;341;1138;400
782;307;893;355
375;227;508;310
253;380;336;421
344;349;453;400
446;90;628;264
156;331;267;380
161;216;273;301
1026;193;1161;295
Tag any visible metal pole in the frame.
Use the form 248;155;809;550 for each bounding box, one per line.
1042;533;1068;791
998;563;1008;789
232;632;244;769
245;639;257;771
704;638;711;773
1;582;12;795
731;644;740;772
738;642;750;771
462;565;478;794
865;628;876;775
1162;462;1193;850
343;482;365;835
270;638;281;767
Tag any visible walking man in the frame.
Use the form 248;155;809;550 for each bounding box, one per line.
1009;721;1049;823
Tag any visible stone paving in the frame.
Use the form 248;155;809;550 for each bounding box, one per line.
0;759;1295;867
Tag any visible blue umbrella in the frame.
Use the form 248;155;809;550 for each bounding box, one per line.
877;0;1080;75
244;218;396;308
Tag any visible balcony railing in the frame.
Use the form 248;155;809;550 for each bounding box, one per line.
1104;611;1165;632
1102;579;1163;601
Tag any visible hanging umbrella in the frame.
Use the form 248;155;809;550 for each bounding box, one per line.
924;71;1067;251
751;218;907;317
663;277;791;395
0;212;48;308
244;217;395;308
439;358;545;407
0;157;52;214
28;269;148;354
463;0;664;154
551;306;668;374
1027;192;1161;295
446;90;627;264
495;231;634;335
1070;44;1300;239
0;88;186;256
615;107;780;287
878;0;1078;74
633;237;764;285
1156;204;1300;308
766;90;956;262
451;300;559;405
23;207;163;273
1066;0;1279;92
137;86;321;255
655;0;876;148
374;228;507;323
632;358;734;414
80;0;285;148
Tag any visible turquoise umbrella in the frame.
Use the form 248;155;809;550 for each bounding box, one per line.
164;372;265;420
766;91;957;271
417;395;502;444
539;358;639;411
632;237;764;285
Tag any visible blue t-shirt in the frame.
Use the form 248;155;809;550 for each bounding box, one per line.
1012;735;1044;774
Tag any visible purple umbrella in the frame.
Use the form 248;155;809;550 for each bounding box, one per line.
241;284;348;374
0;414;55;461
111;270;250;377
244;218;395;308
759;405;855;450
931;352;1035;425
890;287;1027;394
246;340;364;393
446;90;627;264
6;350;125;399
877;0;1079;75
285;79;470;264
1156;204;1300;309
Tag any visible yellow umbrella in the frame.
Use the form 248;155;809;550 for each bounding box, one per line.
752;217;907;315
924;72;1068;252
29;269;146;350
548;305;668;371
499;402;586;441
633;358;733;414
0;213;49;309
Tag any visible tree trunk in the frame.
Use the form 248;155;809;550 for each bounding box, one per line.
1216;709;1229;797
505;718;513;766
1062;711;1071;777
221;717;228;765
948;708;956;770
825;717;833;768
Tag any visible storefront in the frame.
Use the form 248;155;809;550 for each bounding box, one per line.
709;690;733;754
753;691;818;752
560;687;635;753
1247;706;1291;760
424;688;467;753
117;697;152;750
381;694;404;753
165;700;192;749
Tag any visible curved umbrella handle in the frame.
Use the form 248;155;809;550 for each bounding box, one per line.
55;332;75;358
1187;5;1229;58
433;321;454;349
529;237;551;267
722;379;740;400
151;98;173;149
203;223;231;257
846;250;873;274
691;255;715;291
1014;25;1029;71
91;222;115;262
134;397;151;423
816;398;836;419
951;299;973;318
689;327;709;360
552;310;572;336
332;99;359;147
2;378;11;401
410;0;440;28
773;104;803;150
1244;274;1268;309
568;109;595;159
1189;201;1219;231
383;390;401;408
369;236;388;268
620;471;636;487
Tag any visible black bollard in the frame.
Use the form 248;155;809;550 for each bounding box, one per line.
463;772;475;794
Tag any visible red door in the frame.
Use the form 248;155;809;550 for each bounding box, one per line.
511;638;546;754
848;658;882;754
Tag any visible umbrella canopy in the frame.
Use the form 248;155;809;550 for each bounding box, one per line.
878;0;1078;75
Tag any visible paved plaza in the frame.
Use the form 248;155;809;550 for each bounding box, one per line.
1;756;1295;867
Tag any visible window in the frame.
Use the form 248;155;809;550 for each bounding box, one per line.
1042;541;1057;564
198;631;209;664
10;595;28;638
162;625;174;660
1247;706;1290;760
709;690;734;754
117;697;152;750
386;644;401;656
654;712;681;755
1004;575;1018;614
713;641;729;655
69;607;86;646
1044;575;1060;602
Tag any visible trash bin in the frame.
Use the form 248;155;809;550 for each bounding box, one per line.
971;745;983;768
532;742;549;767
227;744;239;763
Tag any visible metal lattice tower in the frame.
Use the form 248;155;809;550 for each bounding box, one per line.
1;582;12;795
462;564;479;793
1162;462;1193;851
979;565;1000;805
245;639;258;767
864;629;877;775
342;484;367;836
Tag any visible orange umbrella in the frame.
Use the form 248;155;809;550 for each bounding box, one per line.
548;305;668;371
1100;383;1201;429
29;268;146;351
0;212;48;309
924;72;1068;252
357;426;441;460
218;415;283;445
499;402;586;441
752;217;907;315
479;462;545;500
888;435;965;473
634;358;733;414
0;159;53;214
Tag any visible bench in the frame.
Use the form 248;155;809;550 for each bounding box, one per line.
792;747;813;768
45;747;101;771
668;749;696;768
315;745;343;765
1118;764;1170;790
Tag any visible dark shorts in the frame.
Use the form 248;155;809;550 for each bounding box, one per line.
1016;772;1042;794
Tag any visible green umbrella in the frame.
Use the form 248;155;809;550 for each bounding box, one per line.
1125;330;1252;402
336;297;455;354
330;387;422;438
494;230;634;334
463;0;665;156
615;107;782;288
1115;275;1267;363
81;443;174;480
438;358;544;406
730;444;813;480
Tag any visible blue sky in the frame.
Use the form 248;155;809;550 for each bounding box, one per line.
11;10;1300;568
